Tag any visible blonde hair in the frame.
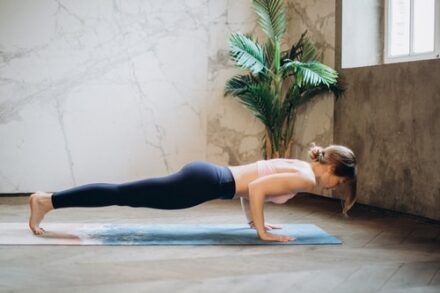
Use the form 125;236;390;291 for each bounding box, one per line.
308;142;357;215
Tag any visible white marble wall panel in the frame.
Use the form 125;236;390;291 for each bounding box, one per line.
1;0;337;195
206;0;264;165
0;0;209;192
285;0;336;67
284;0;337;197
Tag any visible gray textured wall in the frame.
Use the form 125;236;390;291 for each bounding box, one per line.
335;1;440;220
334;60;440;220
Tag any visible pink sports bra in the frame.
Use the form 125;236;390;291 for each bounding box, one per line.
257;160;296;204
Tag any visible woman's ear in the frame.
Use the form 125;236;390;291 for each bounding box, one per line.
326;164;335;174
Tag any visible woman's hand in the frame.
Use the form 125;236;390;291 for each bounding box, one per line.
248;221;282;231
259;232;295;242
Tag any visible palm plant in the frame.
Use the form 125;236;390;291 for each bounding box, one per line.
224;0;344;159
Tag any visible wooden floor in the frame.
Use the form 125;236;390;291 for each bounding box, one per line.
0;193;439;292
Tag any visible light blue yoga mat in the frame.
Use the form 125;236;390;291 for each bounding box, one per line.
0;223;342;245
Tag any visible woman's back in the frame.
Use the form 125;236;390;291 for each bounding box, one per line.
228;158;313;199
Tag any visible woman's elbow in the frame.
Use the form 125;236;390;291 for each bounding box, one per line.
247;184;265;199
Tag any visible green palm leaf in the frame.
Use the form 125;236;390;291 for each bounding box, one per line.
288;31;317;62
299;35;318;62
252;0;286;41
232;83;276;128
285;83;342;111
281;84;300;116
224;74;256;97
229;32;266;74
282;60;338;87
244;83;276;130
264;41;275;71
225;0;344;158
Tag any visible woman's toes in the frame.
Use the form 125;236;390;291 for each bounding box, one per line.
35;228;44;235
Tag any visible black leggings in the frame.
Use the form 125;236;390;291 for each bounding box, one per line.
51;161;236;210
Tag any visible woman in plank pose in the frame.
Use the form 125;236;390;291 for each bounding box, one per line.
29;143;357;242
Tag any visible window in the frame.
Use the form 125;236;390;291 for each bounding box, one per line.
385;0;440;63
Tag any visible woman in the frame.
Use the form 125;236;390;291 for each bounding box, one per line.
29;143;357;242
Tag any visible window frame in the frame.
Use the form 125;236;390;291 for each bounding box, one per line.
384;0;440;64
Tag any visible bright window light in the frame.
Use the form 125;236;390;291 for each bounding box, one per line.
390;0;410;56
385;0;439;63
413;0;435;53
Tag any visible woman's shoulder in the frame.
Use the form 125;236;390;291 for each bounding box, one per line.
269;158;315;184
267;157;307;164
267;158;309;169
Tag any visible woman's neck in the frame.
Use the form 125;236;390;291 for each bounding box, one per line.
309;161;324;186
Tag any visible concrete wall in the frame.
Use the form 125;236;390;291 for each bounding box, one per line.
335;1;440;220
335;60;440;220
334;60;440;220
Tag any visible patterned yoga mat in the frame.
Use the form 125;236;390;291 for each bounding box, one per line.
0;223;342;245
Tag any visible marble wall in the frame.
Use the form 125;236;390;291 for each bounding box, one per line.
0;0;210;192
0;0;337;195
284;0;336;197
207;0;262;165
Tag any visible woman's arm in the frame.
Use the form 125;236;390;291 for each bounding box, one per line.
241;197;283;230
240;197;253;224
248;172;314;241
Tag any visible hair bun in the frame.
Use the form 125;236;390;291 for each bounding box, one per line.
308;142;324;162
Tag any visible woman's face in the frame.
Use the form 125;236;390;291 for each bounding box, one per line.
321;166;347;190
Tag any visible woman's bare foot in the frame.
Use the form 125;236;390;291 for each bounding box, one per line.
28;191;54;235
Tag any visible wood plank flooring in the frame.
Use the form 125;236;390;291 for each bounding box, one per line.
0;193;439;292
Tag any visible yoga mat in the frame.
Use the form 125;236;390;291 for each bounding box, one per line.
0;223;342;246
